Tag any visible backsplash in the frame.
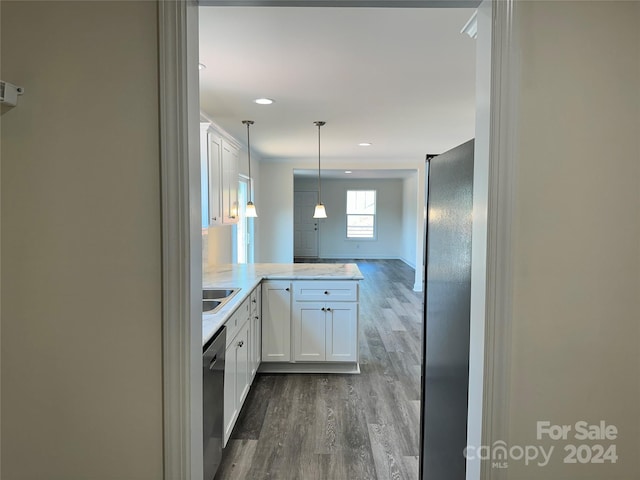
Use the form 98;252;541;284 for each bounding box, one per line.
203;225;234;268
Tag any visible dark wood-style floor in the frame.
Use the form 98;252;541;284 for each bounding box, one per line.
215;259;423;480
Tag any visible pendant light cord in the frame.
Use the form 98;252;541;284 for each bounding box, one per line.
242;120;254;203
247;123;252;202
317;123;321;202
314;121;325;203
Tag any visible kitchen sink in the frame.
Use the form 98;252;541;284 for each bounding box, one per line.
202;288;240;314
203;288;239;300
203;299;222;313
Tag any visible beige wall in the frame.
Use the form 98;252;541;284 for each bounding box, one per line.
504;2;640;477
1;2;163;478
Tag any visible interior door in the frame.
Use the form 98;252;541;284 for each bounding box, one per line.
294;191;319;258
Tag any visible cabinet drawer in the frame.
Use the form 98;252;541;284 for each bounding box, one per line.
225;297;250;345
292;281;358;302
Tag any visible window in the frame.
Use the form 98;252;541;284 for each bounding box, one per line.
234;176;254;264
346;190;376;239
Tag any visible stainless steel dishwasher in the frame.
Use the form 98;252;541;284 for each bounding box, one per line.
203;326;226;480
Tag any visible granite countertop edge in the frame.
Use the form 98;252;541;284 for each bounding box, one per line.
202;263;364;347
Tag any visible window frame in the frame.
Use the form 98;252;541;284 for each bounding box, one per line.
345;189;377;241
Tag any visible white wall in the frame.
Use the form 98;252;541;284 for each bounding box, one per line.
256;161;295;263
295;177;404;259
257;158;426;289
1;2;163;478
503;2;640;477
401;174;418;268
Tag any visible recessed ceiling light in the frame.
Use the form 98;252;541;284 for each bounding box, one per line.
345;171;352;174
198;63;207;70
254;98;274;105
358;142;372;147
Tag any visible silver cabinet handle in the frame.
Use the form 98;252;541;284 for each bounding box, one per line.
237;340;244;347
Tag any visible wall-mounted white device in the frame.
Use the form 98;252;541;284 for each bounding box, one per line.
0;81;24;107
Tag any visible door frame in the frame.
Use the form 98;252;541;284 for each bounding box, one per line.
158;1;517;478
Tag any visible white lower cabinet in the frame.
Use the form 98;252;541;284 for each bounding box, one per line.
249;286;261;380
261;281;292;362
292;302;325;361
223;305;250;446
292;301;358;362
223;279;358;444
325;303;358;362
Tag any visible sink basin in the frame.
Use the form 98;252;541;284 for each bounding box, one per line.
202;288;240;314
202;300;222;313
203;288;239;300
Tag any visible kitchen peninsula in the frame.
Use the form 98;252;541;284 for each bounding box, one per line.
202;262;364;348
203;262;364;446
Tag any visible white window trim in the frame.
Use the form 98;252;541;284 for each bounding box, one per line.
345;189;377;241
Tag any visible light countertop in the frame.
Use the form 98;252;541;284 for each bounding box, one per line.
202;263;364;347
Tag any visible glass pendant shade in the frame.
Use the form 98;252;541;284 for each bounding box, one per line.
313;203;327;219
246;201;258;218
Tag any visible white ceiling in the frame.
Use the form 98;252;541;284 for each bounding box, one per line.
199;7;476;165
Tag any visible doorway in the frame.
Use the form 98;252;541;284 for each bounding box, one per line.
294;191;320;259
158;1;499;479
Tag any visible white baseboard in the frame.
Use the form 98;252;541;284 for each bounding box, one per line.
399;256;416;269
319;254;403;261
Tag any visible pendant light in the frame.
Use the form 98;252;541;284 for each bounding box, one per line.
313;121;327;219
242;120;258;218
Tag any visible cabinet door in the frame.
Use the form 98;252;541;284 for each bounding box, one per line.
223;341;237;445
221;142;239;224
292;301;326;362
249;287;261;378
261;281;291;362
207;131;223;225
325;303;358;362
235;321;251;407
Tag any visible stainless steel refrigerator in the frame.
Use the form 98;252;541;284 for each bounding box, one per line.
420;139;474;479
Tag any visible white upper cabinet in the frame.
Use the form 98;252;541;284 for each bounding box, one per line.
200;122;240;226
207;128;223;225
220;140;239;224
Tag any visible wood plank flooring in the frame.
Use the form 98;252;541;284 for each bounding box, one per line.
214;259;423;480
